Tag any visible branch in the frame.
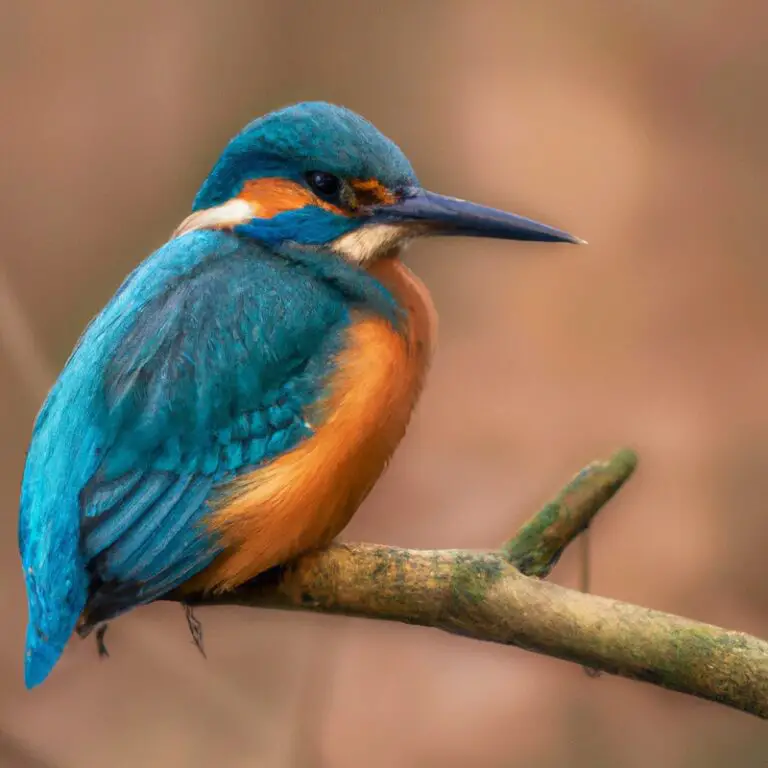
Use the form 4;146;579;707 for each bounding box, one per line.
180;450;768;719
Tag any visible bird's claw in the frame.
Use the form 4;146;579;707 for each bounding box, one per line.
95;624;110;659
183;604;206;658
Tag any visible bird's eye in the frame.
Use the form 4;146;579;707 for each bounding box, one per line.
305;171;342;202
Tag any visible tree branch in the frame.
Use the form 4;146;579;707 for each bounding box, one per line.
180;450;768;719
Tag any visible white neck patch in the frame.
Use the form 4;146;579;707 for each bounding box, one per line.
172;199;254;238
332;223;415;264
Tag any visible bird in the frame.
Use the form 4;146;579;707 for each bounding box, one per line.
18;101;581;689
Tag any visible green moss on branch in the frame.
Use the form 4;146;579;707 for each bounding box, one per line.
179;450;768;719
504;449;637;576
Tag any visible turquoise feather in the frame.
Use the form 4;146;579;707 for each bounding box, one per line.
19;213;404;688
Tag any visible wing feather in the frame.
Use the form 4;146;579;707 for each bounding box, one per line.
20;229;400;684
80;236;353;621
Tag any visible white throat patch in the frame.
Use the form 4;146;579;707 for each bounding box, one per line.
332;223;414;264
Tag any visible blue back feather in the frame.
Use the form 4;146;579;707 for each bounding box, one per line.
19;227;402;688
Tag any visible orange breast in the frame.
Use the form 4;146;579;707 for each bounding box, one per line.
184;257;437;594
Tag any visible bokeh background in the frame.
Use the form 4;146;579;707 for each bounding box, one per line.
2;1;768;766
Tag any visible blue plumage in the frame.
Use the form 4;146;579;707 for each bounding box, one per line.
19;99;579;689
20;226;400;688
193;102;417;211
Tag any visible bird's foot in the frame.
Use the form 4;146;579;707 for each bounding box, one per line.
183;604;206;658
95;624;110;659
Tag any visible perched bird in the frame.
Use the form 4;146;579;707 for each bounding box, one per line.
19;101;581;688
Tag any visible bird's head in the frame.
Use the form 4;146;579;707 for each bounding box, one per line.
177;101;582;262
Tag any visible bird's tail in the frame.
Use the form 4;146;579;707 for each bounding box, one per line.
24;624;67;689
22;565;87;689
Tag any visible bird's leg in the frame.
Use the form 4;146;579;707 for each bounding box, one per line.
95;623;110;659
183;604;206;658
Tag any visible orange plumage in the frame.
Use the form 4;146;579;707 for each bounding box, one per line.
184;256;436;593
238;177;347;217
234;176;398;221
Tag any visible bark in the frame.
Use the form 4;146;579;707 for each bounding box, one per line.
180;450;768;719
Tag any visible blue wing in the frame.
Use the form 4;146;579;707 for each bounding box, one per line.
19;229;399;687
79;240;345;619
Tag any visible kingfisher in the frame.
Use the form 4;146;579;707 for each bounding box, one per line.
18;101;581;688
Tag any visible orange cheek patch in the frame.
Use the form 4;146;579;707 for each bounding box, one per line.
350;178;397;207
238;177;346;218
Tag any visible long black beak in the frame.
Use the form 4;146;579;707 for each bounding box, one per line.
372;187;584;244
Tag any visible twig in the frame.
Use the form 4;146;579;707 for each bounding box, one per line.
179;450;768;719
502;449;636;576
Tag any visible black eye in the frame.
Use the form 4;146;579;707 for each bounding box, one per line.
305;171;342;201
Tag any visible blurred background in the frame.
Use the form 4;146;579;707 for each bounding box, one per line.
2;1;768;766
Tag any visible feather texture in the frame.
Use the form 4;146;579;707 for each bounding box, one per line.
187;256;437;592
19;228;401;687
18;101;436;690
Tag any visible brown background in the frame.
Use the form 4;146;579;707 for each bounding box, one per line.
2;1;768;766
